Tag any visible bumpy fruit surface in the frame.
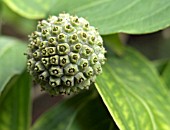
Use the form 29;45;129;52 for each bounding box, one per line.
26;13;106;95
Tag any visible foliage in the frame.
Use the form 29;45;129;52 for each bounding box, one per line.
0;0;170;130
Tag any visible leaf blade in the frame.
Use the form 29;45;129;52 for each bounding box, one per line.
96;47;170;130
2;0;54;19
0;72;32;130
32;89;118;130
0;36;27;93
3;0;170;34
49;0;170;34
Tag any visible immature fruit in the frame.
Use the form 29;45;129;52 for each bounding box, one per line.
26;13;106;95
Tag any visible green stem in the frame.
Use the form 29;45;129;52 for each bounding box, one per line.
102;34;125;56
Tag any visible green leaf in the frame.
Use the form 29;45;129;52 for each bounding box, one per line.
32;89;118;130
96;47;170;130
49;0;170;35
0;72;32;130
0;36;27;94
3;0;170;34
2;0;54;19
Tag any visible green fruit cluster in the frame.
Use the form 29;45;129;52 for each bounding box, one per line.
26;13;106;95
